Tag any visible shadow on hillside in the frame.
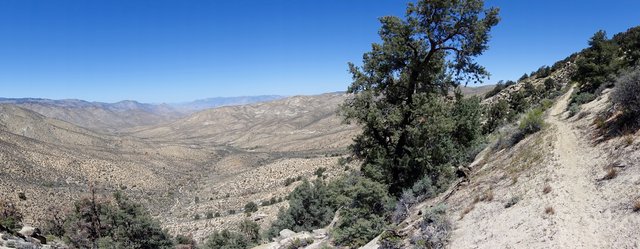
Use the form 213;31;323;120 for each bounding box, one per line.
593;112;640;144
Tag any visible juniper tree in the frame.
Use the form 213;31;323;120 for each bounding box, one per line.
340;0;499;195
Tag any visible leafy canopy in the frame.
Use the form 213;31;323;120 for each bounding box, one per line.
340;0;499;194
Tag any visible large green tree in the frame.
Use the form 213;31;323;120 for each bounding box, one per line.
340;0;499;194
573;30;620;93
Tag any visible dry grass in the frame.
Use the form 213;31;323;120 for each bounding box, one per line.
602;168;618;180
543;185;552;194
544;206;555;215
480;190;494;202
633;200;640;212
460;204;475;220
624;135;634;146
593;115;607;129
511;176;518;185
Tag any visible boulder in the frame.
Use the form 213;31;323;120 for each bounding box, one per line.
18;226;37;237
312;229;327;239
279;229;296;239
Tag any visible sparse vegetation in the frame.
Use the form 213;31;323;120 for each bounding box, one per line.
544;206;555;215
602;168;618;180
543;185;552;194
411;205;451;249
0;200;23;231
504;196;520;208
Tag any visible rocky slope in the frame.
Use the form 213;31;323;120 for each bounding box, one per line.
130;92;357;152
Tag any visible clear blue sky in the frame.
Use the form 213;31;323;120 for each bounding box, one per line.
0;0;638;103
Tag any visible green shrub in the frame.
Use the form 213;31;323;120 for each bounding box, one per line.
204;230;248;249
570;92;596;106
568;104;581;117
194;214;201;220
519;108;545;135
540;99;554;110
484;99;514;134
314;167;327;178
330;176;395;248
267;179;334;239
64;191;174;249
0;200;23;231
214;212;221;218
544;78;557;91
611;68;640;119
206;211;214;219
238;219;260;244
410;205;451;249
244;202;258;214
175;234;197;247
284;177;296;186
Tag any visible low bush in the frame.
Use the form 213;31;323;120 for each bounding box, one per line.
266;179;334;239
570;92;596;106
314;167;327;178
611;68;640;120
204;230;248;249
519;108;545;135
568;104;580;117
504;196;520;208
244;202;258;214
544;206;555;215
411;205;451;249
0;200;23;231
540;99;554;110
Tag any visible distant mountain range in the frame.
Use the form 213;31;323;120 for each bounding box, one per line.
0;95;286;132
168;95;285;112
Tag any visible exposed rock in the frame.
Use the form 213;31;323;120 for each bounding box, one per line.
279;229;296;239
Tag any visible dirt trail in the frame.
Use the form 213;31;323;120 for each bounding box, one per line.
448;87;634;248
545;87;607;248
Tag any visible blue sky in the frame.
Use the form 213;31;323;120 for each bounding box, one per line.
0;0;638;103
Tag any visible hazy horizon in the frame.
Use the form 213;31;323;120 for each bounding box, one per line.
1;0;639;102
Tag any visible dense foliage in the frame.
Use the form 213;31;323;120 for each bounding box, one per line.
572;30;619;94
340;0;499;195
62;190;174;249
329;175;395;247
266;179;334;238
